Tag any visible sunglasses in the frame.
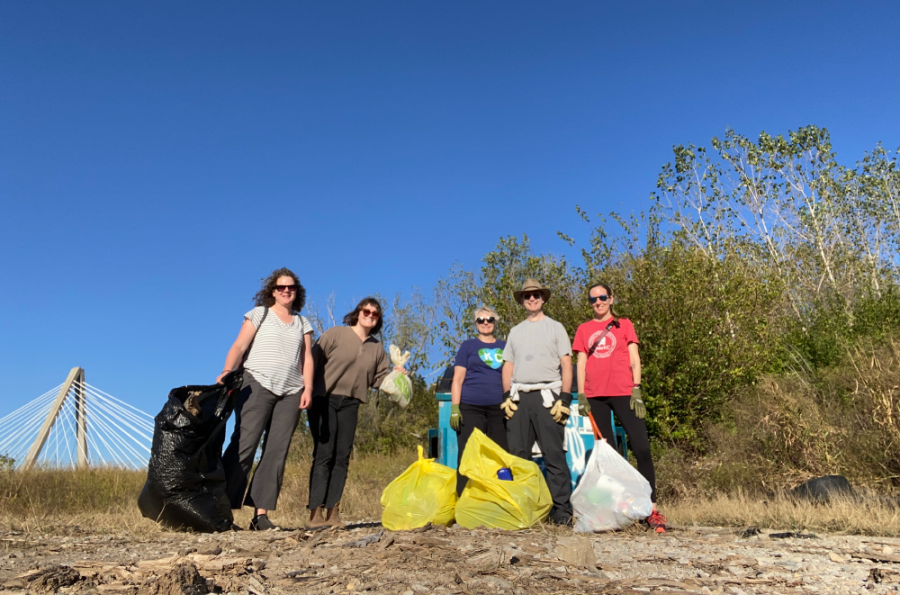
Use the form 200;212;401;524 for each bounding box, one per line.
521;291;543;301
360;308;380;319
476;317;496;325
275;284;298;293
588;295;610;304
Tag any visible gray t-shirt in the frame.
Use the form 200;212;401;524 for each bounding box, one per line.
503;316;572;384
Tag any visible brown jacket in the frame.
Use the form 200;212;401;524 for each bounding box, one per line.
311;326;390;403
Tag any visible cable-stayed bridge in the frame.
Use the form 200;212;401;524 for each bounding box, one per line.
0;367;154;470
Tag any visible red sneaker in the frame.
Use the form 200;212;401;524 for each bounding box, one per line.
646;510;667;533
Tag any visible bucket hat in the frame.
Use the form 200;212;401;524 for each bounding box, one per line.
514;278;551;303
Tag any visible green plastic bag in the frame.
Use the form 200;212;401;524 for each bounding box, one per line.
455;428;552;530
381;345;412;409
380;445;457;530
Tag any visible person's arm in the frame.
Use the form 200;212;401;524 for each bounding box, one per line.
312;328;332;367
451;366;466;405
300;332;314;409
577;352;587;394
560;354;572;393
502;361;513;393
216;320;257;384
628;343;641;385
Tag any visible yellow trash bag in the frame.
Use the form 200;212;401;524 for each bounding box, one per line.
455;428;552;530
380;445;457;531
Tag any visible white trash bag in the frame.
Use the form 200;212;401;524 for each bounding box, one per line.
380;345;412;409
572;438;653;532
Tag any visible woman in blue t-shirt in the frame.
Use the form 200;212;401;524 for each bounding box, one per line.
450;305;508;495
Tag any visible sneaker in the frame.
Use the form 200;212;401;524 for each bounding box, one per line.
249;514;277;531
646;510;667;533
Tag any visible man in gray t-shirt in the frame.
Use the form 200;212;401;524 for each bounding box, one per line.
501;278;574;525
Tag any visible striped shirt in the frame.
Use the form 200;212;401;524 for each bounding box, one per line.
243;306;314;396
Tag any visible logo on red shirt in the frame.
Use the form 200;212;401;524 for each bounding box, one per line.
588;329;616;358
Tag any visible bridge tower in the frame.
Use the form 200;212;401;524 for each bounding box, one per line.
21;367;88;470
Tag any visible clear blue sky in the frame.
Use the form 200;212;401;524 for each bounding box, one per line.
2;1;899;417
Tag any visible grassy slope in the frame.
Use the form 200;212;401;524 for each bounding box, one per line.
3;452;900;536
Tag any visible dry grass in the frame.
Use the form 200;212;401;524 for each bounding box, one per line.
0;467;151;535
243;450;417;530
665;493;900;536
0;451;416;535
651;337;900;505
3;451;900;537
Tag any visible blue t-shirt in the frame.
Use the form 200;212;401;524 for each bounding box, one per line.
453;338;507;406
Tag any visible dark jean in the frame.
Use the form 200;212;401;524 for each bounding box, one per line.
506;390;573;517
307;394;360;510
588;396;657;503
455;402;508;495
222;373;301;511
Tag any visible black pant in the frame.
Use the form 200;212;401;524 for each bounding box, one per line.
588;396;657;503
506;391;573;516
222;373;301;510
455;402;508;495
308;394;360;510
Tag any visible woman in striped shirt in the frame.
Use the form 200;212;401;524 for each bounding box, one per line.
218;268;314;531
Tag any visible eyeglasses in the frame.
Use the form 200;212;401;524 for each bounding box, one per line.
521;291;543;301
275;285;298;293
360;308;380;319
476;317;496;325
588;295;610;304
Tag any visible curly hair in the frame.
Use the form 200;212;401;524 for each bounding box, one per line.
343;297;384;336
253;267;307;314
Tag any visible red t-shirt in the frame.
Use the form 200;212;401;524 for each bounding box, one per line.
572;317;639;397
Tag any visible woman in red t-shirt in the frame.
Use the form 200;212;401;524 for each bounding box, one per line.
572;282;666;533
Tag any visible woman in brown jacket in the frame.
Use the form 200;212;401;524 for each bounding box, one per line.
307;297;405;528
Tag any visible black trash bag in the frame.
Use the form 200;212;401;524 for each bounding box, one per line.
138;370;243;532
790;475;855;504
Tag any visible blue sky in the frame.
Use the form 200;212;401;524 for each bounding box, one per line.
2;1;899;420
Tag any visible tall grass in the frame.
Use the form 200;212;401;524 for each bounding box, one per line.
3;453;900;535
654;336;900;501
0;449;416;534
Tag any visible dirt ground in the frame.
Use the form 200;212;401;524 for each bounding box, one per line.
3;521;900;595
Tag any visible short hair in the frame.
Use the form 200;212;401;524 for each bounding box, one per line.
253;268;306;314
473;305;500;323
343;297;384;335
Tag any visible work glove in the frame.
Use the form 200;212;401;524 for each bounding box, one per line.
577;392;590;417
630;386;646;420
549;400;570;424
450;404;462;431
550;392;573;424
500;391;517;420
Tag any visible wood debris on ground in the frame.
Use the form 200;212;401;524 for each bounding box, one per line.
1;521;899;594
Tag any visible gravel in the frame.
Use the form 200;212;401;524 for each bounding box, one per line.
1;523;899;594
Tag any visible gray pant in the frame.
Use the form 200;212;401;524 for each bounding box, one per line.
506;390;572;516
222;373;301;511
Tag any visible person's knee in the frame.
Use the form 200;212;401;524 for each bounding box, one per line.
335;443;354;465
630;443;652;463
544;455;569;473
507;445;528;458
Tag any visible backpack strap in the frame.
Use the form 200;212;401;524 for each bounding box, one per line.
241;307;268;368
259;306;269;328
